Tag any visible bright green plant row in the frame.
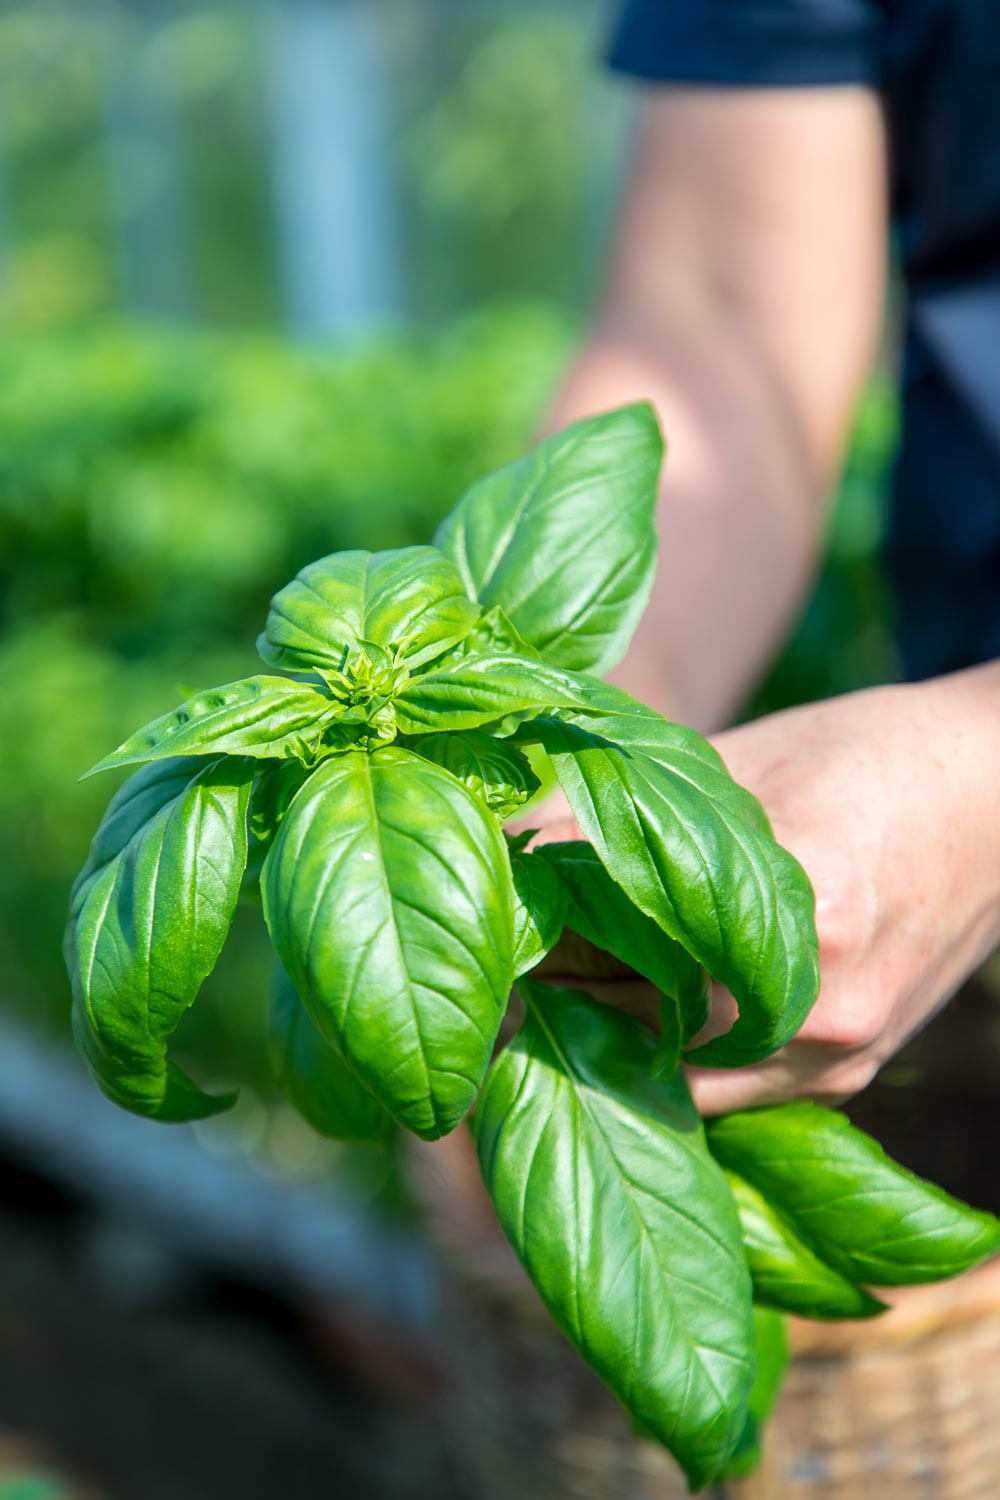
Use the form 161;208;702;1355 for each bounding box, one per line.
67;404;998;1489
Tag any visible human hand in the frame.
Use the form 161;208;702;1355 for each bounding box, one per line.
525;666;1000;1115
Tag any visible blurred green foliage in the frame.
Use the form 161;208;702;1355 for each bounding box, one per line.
0;0;276;328
0;0;620;331
0;305;574;1097
397;8;626;317
0;1478;74;1500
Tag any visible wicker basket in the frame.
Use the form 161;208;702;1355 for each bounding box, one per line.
409;1129;1000;1500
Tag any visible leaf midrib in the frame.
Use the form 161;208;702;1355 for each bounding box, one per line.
520;994;748;1420
359;755;435;1122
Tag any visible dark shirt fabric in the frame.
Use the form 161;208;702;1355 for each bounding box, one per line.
609;1;1000;680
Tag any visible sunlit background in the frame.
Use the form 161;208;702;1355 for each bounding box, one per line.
0;3;904;1497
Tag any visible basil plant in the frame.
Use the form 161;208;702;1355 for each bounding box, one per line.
67;405;999;1489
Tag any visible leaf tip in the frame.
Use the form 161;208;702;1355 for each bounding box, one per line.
79;754;117;781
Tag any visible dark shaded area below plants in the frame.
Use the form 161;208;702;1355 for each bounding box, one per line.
847;974;1000;1218
0;1150;462;1500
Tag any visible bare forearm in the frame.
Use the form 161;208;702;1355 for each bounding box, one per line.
547;320;827;732
545;88;886;732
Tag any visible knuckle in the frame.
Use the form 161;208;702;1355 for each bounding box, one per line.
796;1051;881;1106
808;990;884;1053
823;1055;880;1101
812;861;879;965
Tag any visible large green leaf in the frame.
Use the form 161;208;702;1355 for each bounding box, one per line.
261;746;515;1140
393;652;594;735
409;729;539;820
84;677;337;778
270;967;393;1144
257;545;479;674
434;403;663;674
528;683;819;1067
474;981;755;1490
67;757;253;1120
538;840;708;1076
707;1104;1000;1287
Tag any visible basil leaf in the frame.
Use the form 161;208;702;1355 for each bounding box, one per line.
531;683;819;1067
409;729;540;820
724;1170;885;1320
721;1308;789;1481
473;980;754;1490
707;1104;1000;1287
462;604;542;660
393;653;593;735
249;759;312;848
434;403;663;674
538;840;708;1077
270;966;393;1144
262;746;515;1140
67;757;208;931
67;757;253;1120
84;677;337;778
431;607;543;671
257;545;479;674
509;850;567;978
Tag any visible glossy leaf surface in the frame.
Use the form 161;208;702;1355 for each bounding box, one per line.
85;677;336;778
449;604;542;661
258;545;479;673
434;403;663;673
393;652;594;735
67;757;253;1119
530;682;819;1067
474;981;754;1490
68;757;206;922
410;729;539;819
707;1104;1000;1287
270;966;393;1143
262;746;514;1139
509;850;567;978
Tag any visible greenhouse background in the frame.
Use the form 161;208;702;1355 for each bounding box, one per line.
0;0;628;331
0;3;910;1497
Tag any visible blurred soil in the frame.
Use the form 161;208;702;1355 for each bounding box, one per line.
0;1152;463;1500
0;974;995;1500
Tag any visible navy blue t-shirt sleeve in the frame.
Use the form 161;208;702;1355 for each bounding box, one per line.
609;1;885;88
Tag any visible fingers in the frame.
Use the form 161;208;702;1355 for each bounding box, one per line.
686;1040;874;1117
556;976;661;1029
523;969;876;1115
534;940;640;985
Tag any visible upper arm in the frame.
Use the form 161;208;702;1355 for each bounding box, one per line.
600;88;888;479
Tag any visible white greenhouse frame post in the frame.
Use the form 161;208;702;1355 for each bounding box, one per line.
267;0;399;338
